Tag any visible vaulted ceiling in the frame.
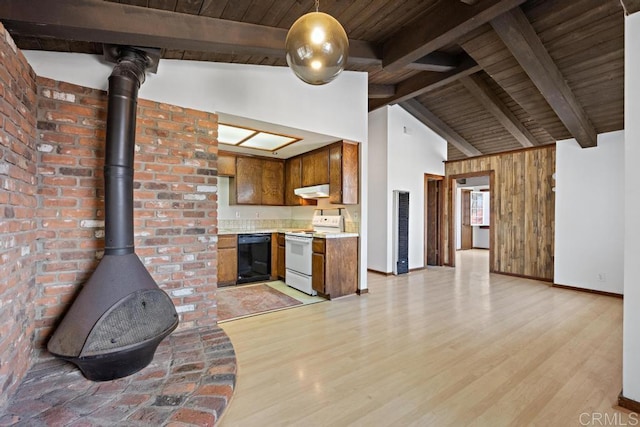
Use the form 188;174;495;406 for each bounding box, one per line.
0;0;631;160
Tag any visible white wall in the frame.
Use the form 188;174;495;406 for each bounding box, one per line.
387;105;446;269
24;51;370;290
366;105;446;272
554;131;624;294
624;12;640;402
367;107;389;272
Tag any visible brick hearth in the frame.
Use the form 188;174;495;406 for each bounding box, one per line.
0;327;235;426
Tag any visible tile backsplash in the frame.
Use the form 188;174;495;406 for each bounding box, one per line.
218;219;360;233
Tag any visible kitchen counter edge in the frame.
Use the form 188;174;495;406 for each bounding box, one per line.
218;229;359;239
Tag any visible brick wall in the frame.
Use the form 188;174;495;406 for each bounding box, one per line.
36;77;219;349
0;26;38;408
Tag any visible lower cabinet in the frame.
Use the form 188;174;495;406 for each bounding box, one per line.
277;233;286;280
218;234;237;286
312;237;358;299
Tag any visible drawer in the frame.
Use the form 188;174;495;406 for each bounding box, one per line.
218;234;237;249
312;238;325;254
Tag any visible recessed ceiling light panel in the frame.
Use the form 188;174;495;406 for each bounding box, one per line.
217;123;301;152
218;124;255;145
241;132;298;151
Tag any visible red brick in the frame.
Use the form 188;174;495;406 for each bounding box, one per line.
142;108;169;120
169;408;216;427
41;154;76;166
57;103;98;117
158;103;184;113
157;120;184;131
44;111;77;123
39;131;75;144
194;384;233;401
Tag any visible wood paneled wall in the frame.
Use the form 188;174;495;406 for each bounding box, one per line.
445;145;555;281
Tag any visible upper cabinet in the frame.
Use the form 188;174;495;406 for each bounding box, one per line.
261;159;285;206
285;156;318;206
222;142;358;207
218;152;236;177
329;141;359;205
301;147;330;187
231;156;284;205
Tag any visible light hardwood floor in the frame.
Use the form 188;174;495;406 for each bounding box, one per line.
219;250;631;426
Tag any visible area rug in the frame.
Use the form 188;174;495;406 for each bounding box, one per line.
217;284;303;321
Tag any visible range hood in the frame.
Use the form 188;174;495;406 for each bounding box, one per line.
294;184;330;199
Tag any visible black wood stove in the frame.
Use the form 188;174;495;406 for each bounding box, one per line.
47;46;178;381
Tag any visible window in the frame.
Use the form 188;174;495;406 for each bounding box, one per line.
470;191;490;226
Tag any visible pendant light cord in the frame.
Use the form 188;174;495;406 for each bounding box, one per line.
315;0;319;12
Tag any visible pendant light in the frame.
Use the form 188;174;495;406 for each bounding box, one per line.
285;0;349;85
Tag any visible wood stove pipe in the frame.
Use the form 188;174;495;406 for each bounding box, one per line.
103;48;147;256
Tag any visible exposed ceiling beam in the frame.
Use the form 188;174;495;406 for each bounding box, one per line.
382;0;526;72
368;84;396;99
400;99;482;157
404;52;459;72
369;54;481;111
491;8;597;148
459;74;538;147
0;0;380;65
620;0;640;15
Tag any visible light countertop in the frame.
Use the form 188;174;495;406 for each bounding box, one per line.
218;229;358;239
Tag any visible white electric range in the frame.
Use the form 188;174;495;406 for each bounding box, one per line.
284;215;344;295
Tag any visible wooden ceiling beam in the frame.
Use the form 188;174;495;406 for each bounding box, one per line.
620;0;640;15
0;0;468;71
0;0;380;65
400;99;482;157
490;8;597;148
404;52;459;72
459;74;538;147
369;54;481;111
368;84;396;99
382;0;526;72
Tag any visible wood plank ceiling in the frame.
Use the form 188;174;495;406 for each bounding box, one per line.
0;0;625;160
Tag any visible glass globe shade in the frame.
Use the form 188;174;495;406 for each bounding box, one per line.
285;12;349;85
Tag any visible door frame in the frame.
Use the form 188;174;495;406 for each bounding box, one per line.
447;170;495;269
423;173;444;267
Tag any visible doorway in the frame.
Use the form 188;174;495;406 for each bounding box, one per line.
424;174;444;267
449;172;494;269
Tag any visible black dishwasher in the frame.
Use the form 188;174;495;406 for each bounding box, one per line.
237;233;272;284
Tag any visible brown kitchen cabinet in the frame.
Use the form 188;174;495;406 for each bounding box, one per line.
311;237;358;299
262;159;284;205
232;156;284;205
301;147;330;187
329;141;359;205
218;152;236;177
284;156;317;206
276;233;286;280
218;234;237;286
